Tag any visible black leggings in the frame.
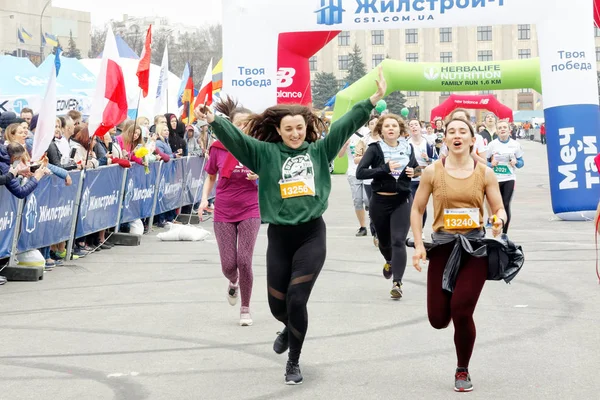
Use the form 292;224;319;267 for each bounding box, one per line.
363;185;377;237
369;193;412;283
266;217;326;363
498;180;515;233
410;181;427;228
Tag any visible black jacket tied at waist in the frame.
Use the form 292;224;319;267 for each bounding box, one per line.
428;230;525;293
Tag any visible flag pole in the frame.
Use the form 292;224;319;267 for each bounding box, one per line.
129;88;143;161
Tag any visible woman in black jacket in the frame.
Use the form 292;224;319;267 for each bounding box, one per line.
356;114;419;299
165;113;187;157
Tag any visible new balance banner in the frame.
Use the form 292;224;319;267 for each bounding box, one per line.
156;158;185;214
18;172;81;252
121;163;159;224
183;156;206;206
75;166;124;238
0;187;19;259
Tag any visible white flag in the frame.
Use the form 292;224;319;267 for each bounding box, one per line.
154;46;169;116
31;64;57;162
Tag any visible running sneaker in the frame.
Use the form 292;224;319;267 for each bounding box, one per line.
382;262;392;279
273;327;289;354
240;307;253;326
285;360;303;385
227;282;239;306
44;261;55;271
390;281;403;299
454;368;473;392
355;227;367;237
0;276;7;285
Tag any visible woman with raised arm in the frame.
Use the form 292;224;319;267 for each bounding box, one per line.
195;68;387;385
410;118;510;393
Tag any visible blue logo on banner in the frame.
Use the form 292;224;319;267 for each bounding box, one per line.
12;98;29;114
24;193;38;233
124;178;134;209
158;176;166;202
18;173;79;252
316;0;345;25
80;187;90;220
0;188;18;259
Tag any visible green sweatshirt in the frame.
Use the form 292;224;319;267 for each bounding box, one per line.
210;99;375;225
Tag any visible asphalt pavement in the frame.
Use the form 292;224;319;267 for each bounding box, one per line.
0;139;598;400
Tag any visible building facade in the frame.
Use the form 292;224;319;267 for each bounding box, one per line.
0;0;91;64
311;24;547;122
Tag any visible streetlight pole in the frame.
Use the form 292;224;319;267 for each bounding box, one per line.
40;0;52;60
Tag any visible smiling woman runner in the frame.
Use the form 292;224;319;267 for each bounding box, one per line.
410;118;508;393
356;114;419;299
195;68;387;385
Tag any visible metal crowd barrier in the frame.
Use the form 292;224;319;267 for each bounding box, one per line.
0;156;209;266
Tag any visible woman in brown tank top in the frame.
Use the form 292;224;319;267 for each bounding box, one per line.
409;118;508;393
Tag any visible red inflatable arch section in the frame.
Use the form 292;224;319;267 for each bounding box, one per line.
595;0;600;27
277;31;340;106
430;94;514;123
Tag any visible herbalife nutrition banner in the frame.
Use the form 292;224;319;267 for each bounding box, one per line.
18;172;81;252
121;163;160;224
0;187;18;259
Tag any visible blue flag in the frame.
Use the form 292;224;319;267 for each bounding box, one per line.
54;47;62;77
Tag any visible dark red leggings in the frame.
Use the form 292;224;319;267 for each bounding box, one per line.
427;243;488;368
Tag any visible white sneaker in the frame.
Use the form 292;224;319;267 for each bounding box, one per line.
240;311;253;326
227;283;239;306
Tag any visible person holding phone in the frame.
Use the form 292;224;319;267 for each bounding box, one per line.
0;143;49;199
410;118;507;393
195;67;386;385
356;114;419;299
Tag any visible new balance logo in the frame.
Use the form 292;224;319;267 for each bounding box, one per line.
315;0;345;26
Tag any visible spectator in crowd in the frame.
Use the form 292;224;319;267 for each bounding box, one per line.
67;110;83;128
165;113;187;157
186;125;203;156
154;122;177;227
540;123;546;145
47;118;77;171
117;124;145;165
20;108;33;126
70;126;99;169
150;114;167;134
0;142;49;199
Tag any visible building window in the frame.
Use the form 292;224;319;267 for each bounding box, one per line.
518;24;531;40
519;102;534;110
338;31;350;46
596;27;600;37
407;91;419;97
520;88;533;93
440;27;452;43
477;50;493;62
441;91;451;96
338;55;350;70
597;47;600;62
477;26;492;41
337;79;346;90
372;30;384;45
480;90;494;95
518;49;531;59
406;53;418;63
440;52;453;63
372;54;385;68
406;29;418;44
309;56;317;71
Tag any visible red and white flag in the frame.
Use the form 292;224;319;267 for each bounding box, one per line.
88;28;128;137
194;59;213;108
31;60;58;162
137;25;152;98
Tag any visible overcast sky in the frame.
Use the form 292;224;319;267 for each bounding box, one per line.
53;0;223;27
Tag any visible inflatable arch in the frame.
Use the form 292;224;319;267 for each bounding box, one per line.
329;58;538;172
430;94;514;123
277;31;340;105
222;0;600;220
